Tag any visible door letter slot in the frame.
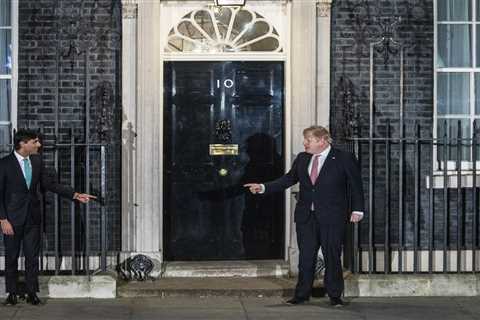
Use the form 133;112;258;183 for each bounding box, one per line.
209;144;239;156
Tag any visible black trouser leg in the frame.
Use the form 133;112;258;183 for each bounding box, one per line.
3;225;24;294
319;224;345;298
23;225;40;293
294;214;320;300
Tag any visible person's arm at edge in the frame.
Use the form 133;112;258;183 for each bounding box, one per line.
0;160;14;235
39;159;96;203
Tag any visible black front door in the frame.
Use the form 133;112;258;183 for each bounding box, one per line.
164;61;284;261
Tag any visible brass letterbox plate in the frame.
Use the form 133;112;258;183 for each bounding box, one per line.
209;144;239;156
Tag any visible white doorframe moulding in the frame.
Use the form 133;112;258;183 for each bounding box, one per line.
120;0;333;276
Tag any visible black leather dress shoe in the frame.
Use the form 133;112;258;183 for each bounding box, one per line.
285;297;309;305
4;293;17;306
26;293;41;305
329;297;344;307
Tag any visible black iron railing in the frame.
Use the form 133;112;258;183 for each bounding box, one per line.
348;119;480;274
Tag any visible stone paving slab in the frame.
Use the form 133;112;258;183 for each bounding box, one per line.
2;297;480;320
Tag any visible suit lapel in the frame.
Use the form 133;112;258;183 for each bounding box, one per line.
30;155;39;189
315;148;336;185
304;153;314;186
9;153;29;190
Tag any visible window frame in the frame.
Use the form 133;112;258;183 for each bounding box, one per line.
433;0;480;171
0;0;17;141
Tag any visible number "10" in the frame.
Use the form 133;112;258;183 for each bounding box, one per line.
217;79;234;88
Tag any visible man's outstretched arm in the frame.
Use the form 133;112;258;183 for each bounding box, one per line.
244;156;300;194
41;164;97;203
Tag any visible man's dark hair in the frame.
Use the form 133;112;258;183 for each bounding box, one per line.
14;129;39;150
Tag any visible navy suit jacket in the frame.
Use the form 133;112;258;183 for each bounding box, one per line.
264;148;364;226
0;153;75;226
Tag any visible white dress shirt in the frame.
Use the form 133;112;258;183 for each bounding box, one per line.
14;151;31;181
308;145;331;179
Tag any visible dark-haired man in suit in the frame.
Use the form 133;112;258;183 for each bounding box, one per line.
0;129;96;306
245;126;364;307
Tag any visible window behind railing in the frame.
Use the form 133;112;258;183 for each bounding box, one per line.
435;0;480;168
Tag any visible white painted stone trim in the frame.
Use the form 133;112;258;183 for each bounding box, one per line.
427;173;480;188
316;0;331;128
0;276;116;298
316;0;332;18
288;0;332;274
121;0;138;252
10;0;18;132
161;260;289;277
345;274;480;297
284;0;293;271
136;1;163;254
47;276;116;299
122;1;138;19
360;250;480;273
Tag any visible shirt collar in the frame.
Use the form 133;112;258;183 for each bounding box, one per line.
14;150;29;162
313;145;331;158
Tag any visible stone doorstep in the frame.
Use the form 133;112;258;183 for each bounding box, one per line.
161;260;290;278
118;260;319;298
0;275;116;299
116;277;304;298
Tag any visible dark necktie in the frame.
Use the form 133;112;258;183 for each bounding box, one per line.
310;155;319;184
23;158;32;188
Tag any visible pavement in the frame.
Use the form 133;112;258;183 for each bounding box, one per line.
1;296;480;320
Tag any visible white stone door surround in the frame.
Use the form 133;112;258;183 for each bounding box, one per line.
121;0;333;275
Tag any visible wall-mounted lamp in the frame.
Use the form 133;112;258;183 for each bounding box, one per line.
214;0;246;6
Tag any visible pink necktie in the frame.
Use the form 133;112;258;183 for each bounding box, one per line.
310;155;319;184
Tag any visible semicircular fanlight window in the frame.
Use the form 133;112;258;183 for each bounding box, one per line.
166;7;282;53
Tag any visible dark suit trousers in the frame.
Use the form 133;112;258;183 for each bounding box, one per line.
295;212;344;299
3;224;40;294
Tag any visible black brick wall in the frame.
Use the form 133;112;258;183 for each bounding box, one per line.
4;0;122;257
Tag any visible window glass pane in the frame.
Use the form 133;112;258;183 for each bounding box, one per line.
437;24;471;67
0;125;10;151
477;0;480;20
476;73;480;114
438;0;471;21
0;0;10;27
231;10;254;41
437;73;470;115
0;79;10;121
241;37;280;52
214;7;232;40
167;8;281;53
437;118;471;161
193;11;216;41
477;25;480;67
0;29;11;74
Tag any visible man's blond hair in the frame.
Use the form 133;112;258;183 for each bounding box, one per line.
303;125;333;144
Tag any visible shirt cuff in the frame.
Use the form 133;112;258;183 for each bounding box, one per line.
352;211;363;217
259;184;266;194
